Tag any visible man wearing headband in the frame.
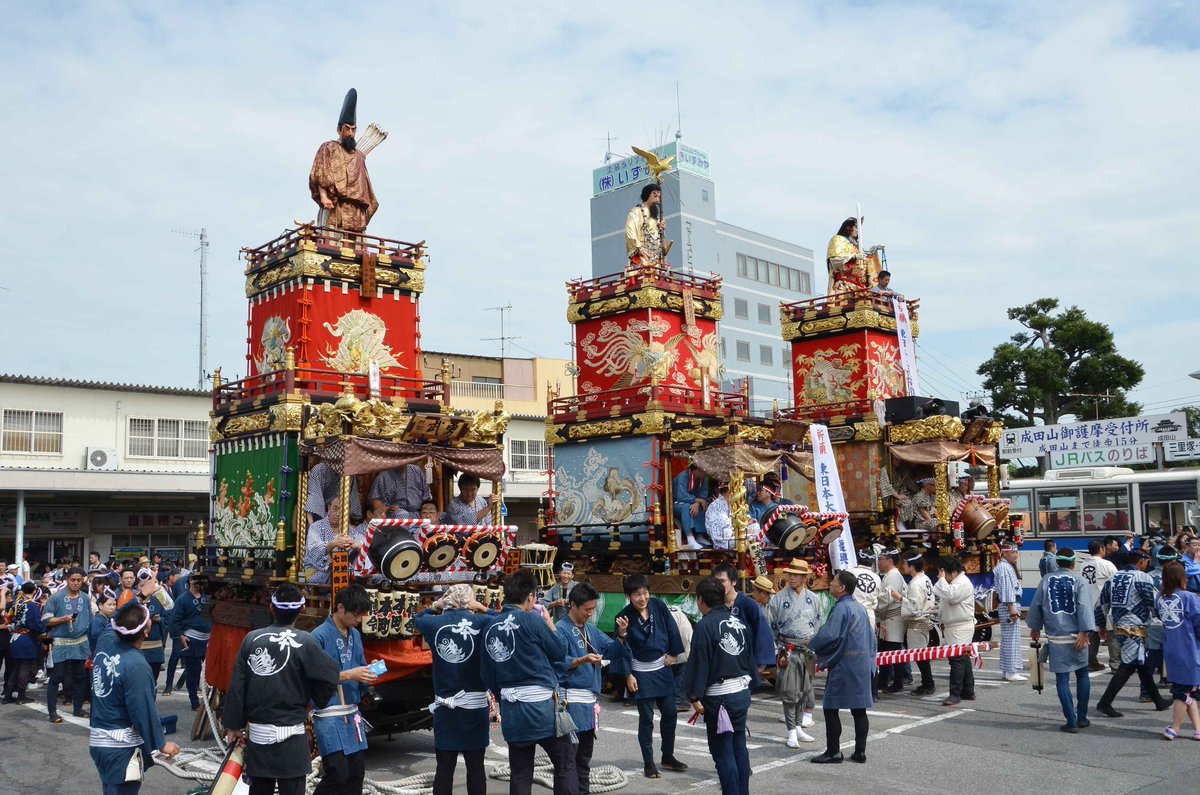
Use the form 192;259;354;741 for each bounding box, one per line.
899;550;937;695
994;542;1027;683
876;550;908;694
540;562;578;624
413;583;496;795
554;581;630;795
1095;551;1172;716
769;559;823;745
1026;547;1096;732
44;566;92;723
172;574;211;711
900;478;937;533
480;570;578;794
1141;545;1181;703
3;582;42;704
750;482;779;526
934;557;976;706
134;573;173;694
673;463;712;550
89;602;181;791
311;585;380;795
224;585;340;795
1078;540;1118;672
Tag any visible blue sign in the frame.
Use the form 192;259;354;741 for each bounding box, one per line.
592;141;711;196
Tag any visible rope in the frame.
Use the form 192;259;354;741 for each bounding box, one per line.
488;749;628;793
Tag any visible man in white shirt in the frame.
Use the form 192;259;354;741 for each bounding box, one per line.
1078;540;1118;672
703;484;735;550
934;557;977;706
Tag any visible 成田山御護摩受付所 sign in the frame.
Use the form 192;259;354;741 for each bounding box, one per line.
999;412;1186;459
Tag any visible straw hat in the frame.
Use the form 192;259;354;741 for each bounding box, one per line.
780;559;811;576
750;575;777;595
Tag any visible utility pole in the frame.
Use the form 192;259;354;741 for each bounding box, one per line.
482;304;521;361
1068;390;1112;421
175;227;209;389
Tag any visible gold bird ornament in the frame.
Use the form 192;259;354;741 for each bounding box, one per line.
631;146;675;181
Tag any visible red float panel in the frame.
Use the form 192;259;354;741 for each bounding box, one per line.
574;310;720;399
790;329;906;409
248;281;422;379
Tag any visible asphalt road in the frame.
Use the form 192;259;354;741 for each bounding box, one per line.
3;630;1199;794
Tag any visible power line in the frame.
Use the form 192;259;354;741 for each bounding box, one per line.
916;344;981;393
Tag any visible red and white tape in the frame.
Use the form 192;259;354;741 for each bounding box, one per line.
816;641;991;673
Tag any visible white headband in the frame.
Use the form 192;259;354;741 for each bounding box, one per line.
271;593;306;610
111;604;151;636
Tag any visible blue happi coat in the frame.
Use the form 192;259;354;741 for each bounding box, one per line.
554;617;628;732
44;588;92;663
1159;590;1200;688
730;591;776;667
1026;569;1097;673
311;616;369;757
88;613;113;657
89;633;166;785
413;607;496;751
479;605;570;744
809;595;877;710
1147;569;1165;651
139;596;169;666
1096;566;1157;665
613;597;683;700
9;598;43;659
172;590;210;658
680;605;760;730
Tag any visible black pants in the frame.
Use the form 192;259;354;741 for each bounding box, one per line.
509;734;577;795
433;749;486;795
1087;631;1102;668
636;694;677;765
823;707;868;756
183;656;204;709
47;658;86;716
1099;661;1167;708
248;777;305;795
877;641;904;690
948;654;974;698
165;638;183;691
575;729;595;795
314;750;366;795
5;658;35;698
0;631;9;686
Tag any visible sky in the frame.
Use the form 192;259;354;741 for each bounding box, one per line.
1;1;1198;424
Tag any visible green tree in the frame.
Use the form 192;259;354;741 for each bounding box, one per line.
1178;405;1200;439
978;298;1144;426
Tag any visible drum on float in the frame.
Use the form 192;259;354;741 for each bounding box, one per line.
960;501;997;539
763;507;809;552
423;532;460;571
817;518;846;544
368;526;423;581
463;531;503;570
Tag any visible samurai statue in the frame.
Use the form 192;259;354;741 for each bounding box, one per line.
309;88;380;233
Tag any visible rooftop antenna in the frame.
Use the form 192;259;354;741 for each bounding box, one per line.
482;303;521;361
675;81;682;142
174;227;209;389
598;132;620;163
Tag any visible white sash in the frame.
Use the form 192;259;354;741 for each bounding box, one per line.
500;686;555;703
89;726;143;748
631;655;666;673
428;690;489;712
247;722;306;745
312;704;360;719
705;675;751;697
564;688;597;704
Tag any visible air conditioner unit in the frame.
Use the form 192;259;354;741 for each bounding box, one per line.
86;447;119;471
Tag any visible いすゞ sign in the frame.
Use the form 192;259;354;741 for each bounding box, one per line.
1000;412;1186;459
1048;444;1154;469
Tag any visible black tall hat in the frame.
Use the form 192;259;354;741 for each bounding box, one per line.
338;88;357;128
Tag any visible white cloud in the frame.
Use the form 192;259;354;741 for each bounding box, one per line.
0;1;1196;412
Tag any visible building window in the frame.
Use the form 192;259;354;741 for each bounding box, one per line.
735;252;812;295
733;298;749;320
736;341;751;361
471;376;501;385
720;337;727;357
510;439;548;472
757;304;771;325
701;189;709;202
128;418;208;459
1;409;63;453
759;345;774;365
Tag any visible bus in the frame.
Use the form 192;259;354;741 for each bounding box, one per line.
984;466;1200;596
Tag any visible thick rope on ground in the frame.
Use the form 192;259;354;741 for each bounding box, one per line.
488;749;628;793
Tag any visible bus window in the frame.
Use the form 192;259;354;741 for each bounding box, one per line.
1003;490;1033;530
1144;501;1197;535
1038;488;1080;533
1082;486;1129;533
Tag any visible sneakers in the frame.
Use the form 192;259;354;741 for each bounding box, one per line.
794;727;815;744
1060;724;1079;734
1164;726;1177;741
786;729;800;748
1003;673;1028;683
801;712;814;728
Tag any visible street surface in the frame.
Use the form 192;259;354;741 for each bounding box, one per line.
2;629;1198;794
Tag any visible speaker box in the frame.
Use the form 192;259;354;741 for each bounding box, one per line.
884;396;960;424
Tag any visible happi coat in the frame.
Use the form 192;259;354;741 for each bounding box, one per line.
88;632;167;785
613;596;684;700
554;617;628;732
223;623;340;779
311;616;369;757
1026;569;1097;673
413;607;496;751
479;605;570;744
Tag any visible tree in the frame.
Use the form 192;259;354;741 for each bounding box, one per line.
977;298;1144;426
1179;405;1200;439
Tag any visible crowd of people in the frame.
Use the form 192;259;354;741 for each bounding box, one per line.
4;522;1200;795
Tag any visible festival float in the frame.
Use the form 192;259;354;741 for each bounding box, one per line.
194;90;516;736
540;178;1012;628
